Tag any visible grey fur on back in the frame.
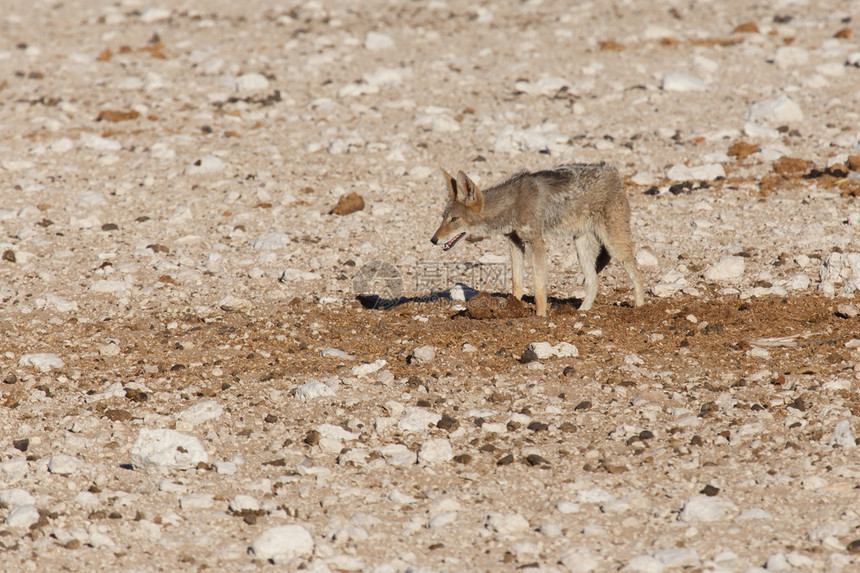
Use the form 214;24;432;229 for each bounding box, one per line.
478;162;625;237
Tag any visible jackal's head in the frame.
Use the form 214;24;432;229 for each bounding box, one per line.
430;169;484;251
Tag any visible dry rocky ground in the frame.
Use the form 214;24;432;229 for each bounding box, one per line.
2;0;860;571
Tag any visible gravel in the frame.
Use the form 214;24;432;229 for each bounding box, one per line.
1;0;859;571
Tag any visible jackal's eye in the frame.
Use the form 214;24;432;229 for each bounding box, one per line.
450;216;459;223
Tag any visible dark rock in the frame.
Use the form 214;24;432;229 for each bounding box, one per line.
700;484;720;496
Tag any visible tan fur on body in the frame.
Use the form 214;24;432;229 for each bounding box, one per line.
431;163;645;317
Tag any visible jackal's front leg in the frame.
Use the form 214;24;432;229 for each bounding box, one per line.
531;237;548;317
507;233;525;300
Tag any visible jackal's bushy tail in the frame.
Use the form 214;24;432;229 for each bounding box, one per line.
595;244;611;274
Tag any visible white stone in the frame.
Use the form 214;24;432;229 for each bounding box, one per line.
643;25;674;40
116;77;144;90
338;82;379;98
316;423;358;442
327;555;364;571
558;547;600;572
704;256;745;282
509;541;541;561
414;113;460;133
363;67;407;87
515;76;571;96
321;348;354;360
661;72;708;92
786;273;810;291
486;512;530;535
817;62;845;77
802;476;829;490
576;487;613;504
418;439;453;465
176;401;224;426
235;73;269;92
746;94;803;125
0;457;28;484
1;160;33;171
251;232;291;250
229;495;260;512
350;359;387;377
653;547;699;568
0;488;35;508
295;381;336;402
251;525;314;563
387;489;417;505
837;303;859;318
622;555;664;573
89;280;128;294
48;454;83;475
540;522;563;537
766;553;791;571
412;345;436;364
525;341;555;360
635;249;658;268
398;407;441;432
5;505;40;529
51;138;74;153
156;479;186;493
666;163;725;181
184;155;224;175
829;420;856;449
84;381;125;404
99;341;120;356
481;422;507;433
743;122;780;139
380;444;416;467
785;552;813;568
738;508;773;520
625;353;644;366
428;511;457;528
179;493;214;510
679;495;725;522
279;268;321;281
602;498;631;514
364;32;394;51
214;461;238;475
75;491;100;508
83;134;122;151
771;46;809;68
554;342;579;358
140;7;171;22
130;429;209;472
493;124;562;154
809;521;853;544
86;528;116;549
555;501;580;514
18;353;64;372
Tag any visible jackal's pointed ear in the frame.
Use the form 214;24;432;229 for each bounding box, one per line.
440;168;458;201
456;170;483;210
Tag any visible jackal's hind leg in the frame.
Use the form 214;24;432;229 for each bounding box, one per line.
598;223;645;307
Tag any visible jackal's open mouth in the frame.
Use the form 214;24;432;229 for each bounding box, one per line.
442;232;466;251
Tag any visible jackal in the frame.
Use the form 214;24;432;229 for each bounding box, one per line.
430;163;645;316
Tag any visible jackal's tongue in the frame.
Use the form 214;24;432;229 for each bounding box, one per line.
442;232;466;251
